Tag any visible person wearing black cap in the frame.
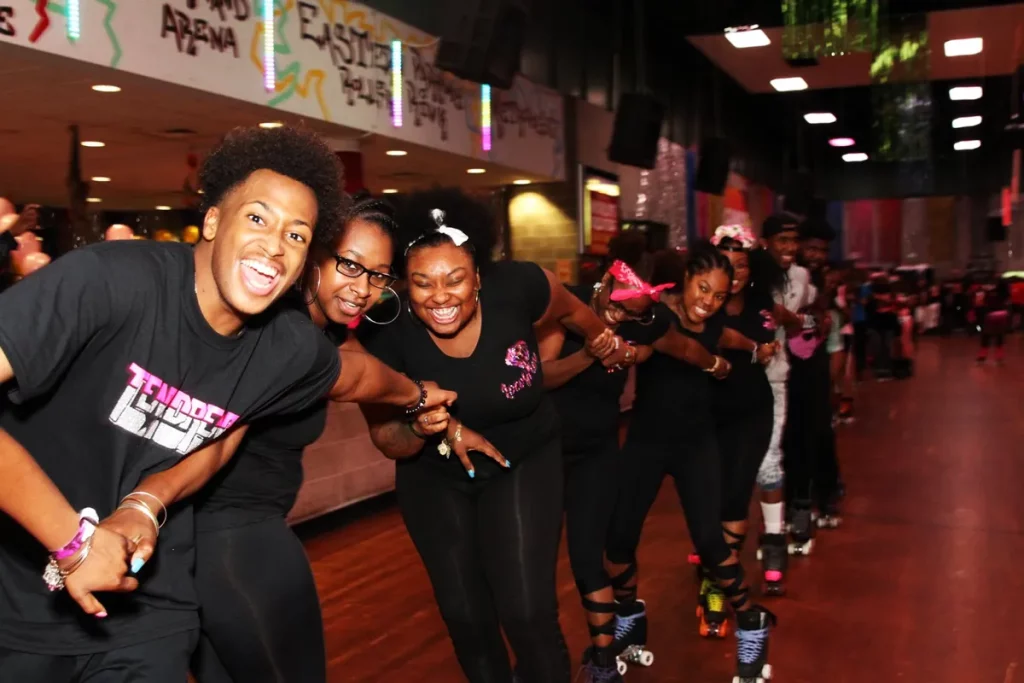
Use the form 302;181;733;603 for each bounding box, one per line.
783;217;840;553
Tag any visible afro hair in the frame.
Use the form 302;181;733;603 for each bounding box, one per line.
317;190;399;250
199;125;345;246
390;187;498;276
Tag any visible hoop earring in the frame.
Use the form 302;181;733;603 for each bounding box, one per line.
364;286;401;325
304;265;321;306
475;289;480;303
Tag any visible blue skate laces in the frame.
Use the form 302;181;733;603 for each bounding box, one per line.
614;611;640;640
736;626;769;664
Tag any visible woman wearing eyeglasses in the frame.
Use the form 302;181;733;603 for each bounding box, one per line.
188;193;404;683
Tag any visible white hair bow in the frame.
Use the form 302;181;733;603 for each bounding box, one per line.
430;209;470;247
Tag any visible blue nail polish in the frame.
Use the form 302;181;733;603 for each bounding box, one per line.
504;459;511;468
468;469;475;479
131;557;145;574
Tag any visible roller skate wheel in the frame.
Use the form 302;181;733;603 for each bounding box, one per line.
616;659;627;675
762;663;773;679
756;548;763;561
639;650;654;666
764;570;783;582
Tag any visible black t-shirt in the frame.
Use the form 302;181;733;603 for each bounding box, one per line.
362;260;556;481
713;287;775;414
194;295;348;531
0;241;341;655
551;285;670;455
630;305;725;437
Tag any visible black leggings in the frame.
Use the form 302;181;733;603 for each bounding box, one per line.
606;422;729;571
716;398;775;523
564;443;620;598
191;515;326;683
397;441;570;683
784;353;839;509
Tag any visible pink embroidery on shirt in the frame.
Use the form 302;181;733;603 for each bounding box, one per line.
500;341;538;399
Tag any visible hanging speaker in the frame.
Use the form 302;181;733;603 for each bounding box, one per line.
608;93;665;170
434;0;527;90
694;138;732;195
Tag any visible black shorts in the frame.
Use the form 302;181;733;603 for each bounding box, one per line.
0;629;197;683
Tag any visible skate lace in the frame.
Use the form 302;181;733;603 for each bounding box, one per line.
613;612;637;640
736;626;769;664
577;662;621;683
707;587;726;613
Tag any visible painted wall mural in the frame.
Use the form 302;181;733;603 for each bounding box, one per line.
0;0;565;179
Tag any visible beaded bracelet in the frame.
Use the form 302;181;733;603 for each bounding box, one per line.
405;379;427;415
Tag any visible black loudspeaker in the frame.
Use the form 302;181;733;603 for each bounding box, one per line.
987;216;1007;242
694;137;733;195
608;93;665;170
434;0;527;90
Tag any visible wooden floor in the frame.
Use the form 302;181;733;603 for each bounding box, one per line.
299;336;1024;683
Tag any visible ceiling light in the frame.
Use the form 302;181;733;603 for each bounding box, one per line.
513;179;531;185
829;137;855;147
842;153;869;162
81;141;105;148
382;189;398;194
952;116;982;129
954;140;981;151
467;168;486;174
724;27;771;49
91;84;121;93
770;77;808;92
944;38;983;57
259;122;283;129
805;112;837;124
155;205;172;211
949;86;982;101
386;150;408;157
86;197;102;203
91;176;111;182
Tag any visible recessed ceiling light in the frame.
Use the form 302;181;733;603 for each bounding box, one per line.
829;137;856;147
954;140;981;151
467;168;486;174
804;112;837;124
949;86;982;101
513;179;532;185
91;176;111;182
155;205;172;211
382;189;398;194
386;150;408;156
724;27;771;49
259;122;283;129
944;38;983;57
86;197;102;203
770;77;808;92
81;141;105;148
842;152;869;162
952;116;982;129
91;84;121;93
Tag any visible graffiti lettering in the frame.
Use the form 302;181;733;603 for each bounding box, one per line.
162;3;239;57
186;0;250;22
495;96;561;143
297;3;390;72
0;6;14;38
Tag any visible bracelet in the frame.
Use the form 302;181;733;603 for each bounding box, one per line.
51;508;99;559
406;418;426;439
43;535;94;592
118;500;160;536
624;344;636;366
122;491;167;528
405;379;427;415
704;356;721;374
751;344;759;365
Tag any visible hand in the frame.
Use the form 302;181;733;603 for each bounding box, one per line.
410;405;450;438
99;506;158;575
755;342;777;365
585;329;617;360
419;380;457;411
10;205;39;237
447;420;508;477
62;526;139;617
600;339;633;371
712;356;731;380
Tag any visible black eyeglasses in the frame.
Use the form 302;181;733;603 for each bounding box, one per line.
332;254;397;289
607;300;656;325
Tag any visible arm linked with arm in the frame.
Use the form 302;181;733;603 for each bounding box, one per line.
537;322;594;389
359;403;425;460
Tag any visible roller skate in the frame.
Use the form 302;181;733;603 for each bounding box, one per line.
816;500;842;529
732;606;776;683
612;599;654;674
787;503;815;555
696;577;729;638
579;645;624;682
838;397;855;424
755;534;787;597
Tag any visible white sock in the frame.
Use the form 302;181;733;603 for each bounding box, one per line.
761;502;785;535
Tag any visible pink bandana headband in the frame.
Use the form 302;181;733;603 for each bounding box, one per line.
607;260;673;302
711;224;757;250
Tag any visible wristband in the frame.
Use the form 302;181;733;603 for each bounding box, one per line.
51;508;99;559
405;379;427;415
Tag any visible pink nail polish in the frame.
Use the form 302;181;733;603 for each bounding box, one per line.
96;611;107;618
